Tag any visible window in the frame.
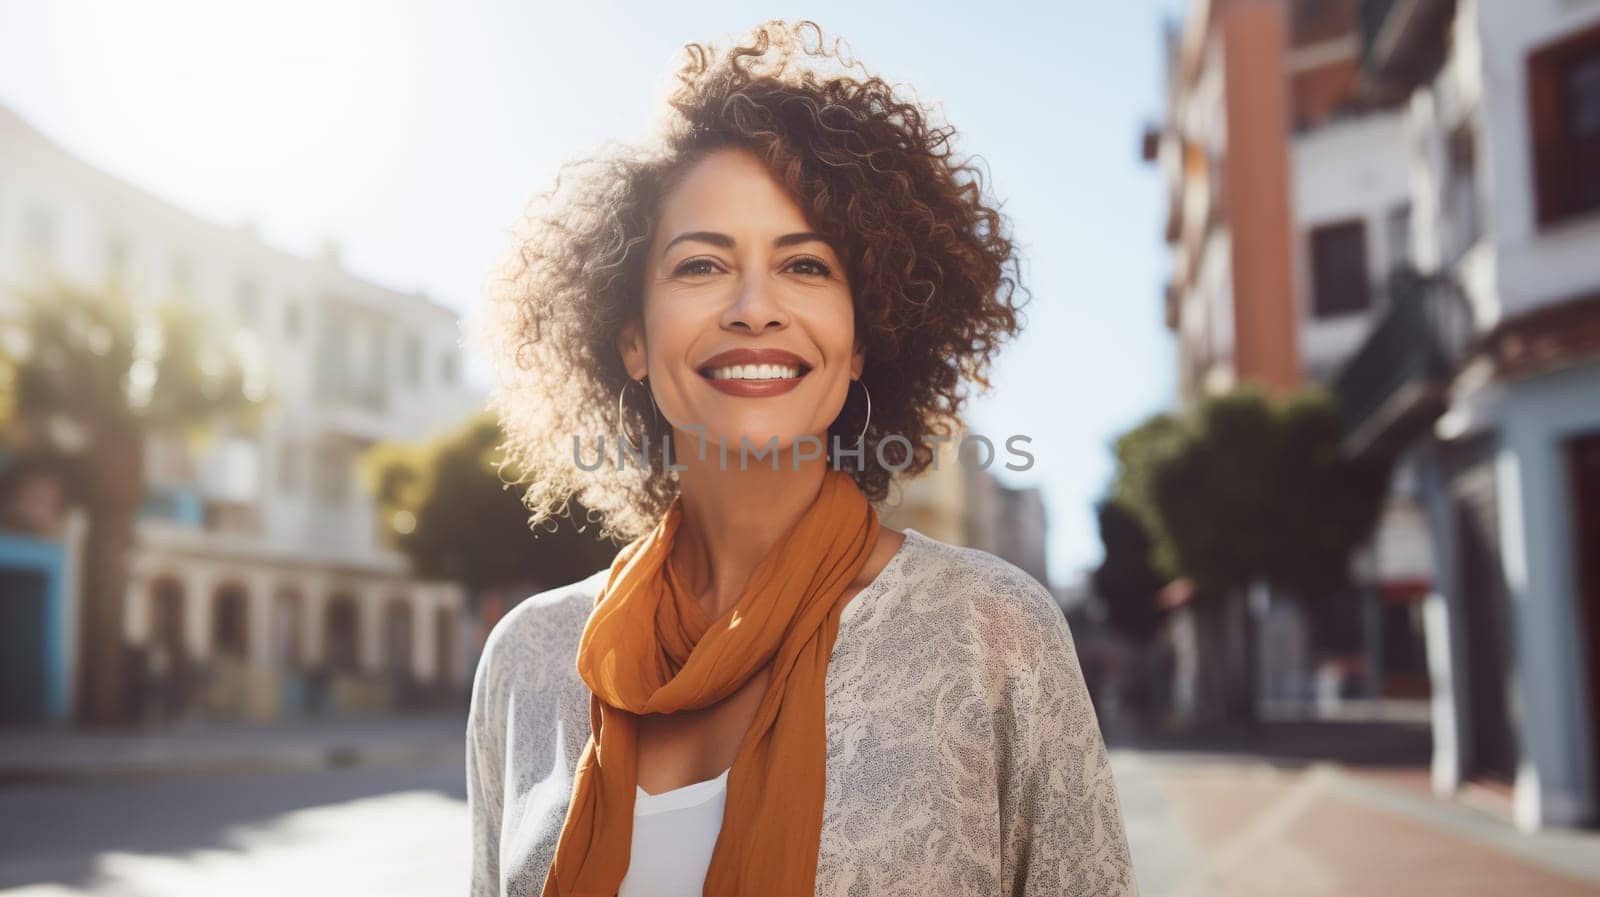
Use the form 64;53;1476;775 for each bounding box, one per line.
386;600;413;677
1386;202;1413;273
1574;53;1600;211
404;334;423;387
23;205;55;263
150;580;186;658
1309;219;1371;317
313;442;351;507
1529;24;1600;225
213;586;250;660
105;234;131;284
273;591;302;669
278;439;300;494
171;255;195;297
1444;124;1481;261
313;302;389;411
324;597;360;674
235;279;261;327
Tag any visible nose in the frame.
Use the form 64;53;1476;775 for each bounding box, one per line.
720;270;789;334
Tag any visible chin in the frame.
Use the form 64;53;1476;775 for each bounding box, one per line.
681;423;822;458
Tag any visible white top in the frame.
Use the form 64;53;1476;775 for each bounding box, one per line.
468;528;1137;896
616;767;731;897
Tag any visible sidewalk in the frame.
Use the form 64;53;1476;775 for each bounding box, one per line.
0;711;468;785
1110;719;1600;896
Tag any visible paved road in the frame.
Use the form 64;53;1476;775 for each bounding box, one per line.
0;761;469;896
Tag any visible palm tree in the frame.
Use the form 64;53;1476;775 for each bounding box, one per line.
0;279;263;727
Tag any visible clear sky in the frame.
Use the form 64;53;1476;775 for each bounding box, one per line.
0;0;1183;587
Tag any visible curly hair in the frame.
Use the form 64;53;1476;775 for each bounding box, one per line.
481;19;1027;542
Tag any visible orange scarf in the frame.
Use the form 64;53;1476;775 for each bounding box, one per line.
542;468;881;897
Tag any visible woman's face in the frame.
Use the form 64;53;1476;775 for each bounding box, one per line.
619;146;861;457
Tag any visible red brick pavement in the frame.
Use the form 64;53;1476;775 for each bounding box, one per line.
1150;762;1600;897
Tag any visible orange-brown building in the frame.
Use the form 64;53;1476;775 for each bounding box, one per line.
1141;0;1433;728
1146;0;1301;402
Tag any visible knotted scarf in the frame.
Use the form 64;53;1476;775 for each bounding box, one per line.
541;468;881;897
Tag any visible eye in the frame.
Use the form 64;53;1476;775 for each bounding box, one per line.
673;258;721;277
787;256;833;278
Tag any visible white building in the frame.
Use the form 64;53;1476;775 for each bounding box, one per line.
1290;97;1412;382
1342;0;1600;830
0;104;482;724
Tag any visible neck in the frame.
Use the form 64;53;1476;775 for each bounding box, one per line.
668;431;834;619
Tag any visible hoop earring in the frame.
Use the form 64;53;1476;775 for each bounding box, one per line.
853;378;872;447
618;376;660;454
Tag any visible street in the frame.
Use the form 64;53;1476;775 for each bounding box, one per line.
2;746;1598;896
0;761;469;896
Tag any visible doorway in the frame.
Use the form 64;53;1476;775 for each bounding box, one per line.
1566;433;1600;811
0;568;49;725
1449;438;1519;784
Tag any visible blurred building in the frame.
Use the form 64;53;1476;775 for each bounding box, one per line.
963;466;1049;590
1333;0;1600;830
0;105;482;726
1143;0;1434;721
882;430;1051;591
883;435;968;546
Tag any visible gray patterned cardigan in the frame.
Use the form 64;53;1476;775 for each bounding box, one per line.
467;527;1139;896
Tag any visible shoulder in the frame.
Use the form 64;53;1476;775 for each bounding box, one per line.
893;529;1069;644
469;567;607;719
885;531;1086;710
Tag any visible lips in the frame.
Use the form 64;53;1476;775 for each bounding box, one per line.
697;347;812;373
696;347;812;397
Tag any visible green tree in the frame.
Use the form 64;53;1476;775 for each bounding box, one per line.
0;279;262;726
1108;386;1390;724
361;411;618;599
1108;412;1186;579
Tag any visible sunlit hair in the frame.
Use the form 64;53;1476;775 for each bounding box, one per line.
481;18;1027;541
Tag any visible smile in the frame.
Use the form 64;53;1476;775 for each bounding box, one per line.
696;349;812;397
706;364;802;380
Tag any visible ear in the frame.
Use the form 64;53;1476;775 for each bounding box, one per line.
616;317;648;380
850;341;866;380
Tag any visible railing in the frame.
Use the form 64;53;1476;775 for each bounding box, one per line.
1332;267;1473;456
1358;0;1400;62
1358;0;1455;95
138;482;206;526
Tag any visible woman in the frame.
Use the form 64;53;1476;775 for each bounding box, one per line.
470;19;1137;897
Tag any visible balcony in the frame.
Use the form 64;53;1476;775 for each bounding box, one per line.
1332;268;1473;457
1358;0;1455;97
138;483;206;527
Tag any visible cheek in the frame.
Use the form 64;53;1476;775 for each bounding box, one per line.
638;298;699;367
810;300;858;365
636;300;708;421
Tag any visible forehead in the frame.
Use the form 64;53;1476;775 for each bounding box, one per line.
655;147;812;236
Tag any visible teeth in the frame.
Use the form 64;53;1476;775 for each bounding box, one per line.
709;363;801;381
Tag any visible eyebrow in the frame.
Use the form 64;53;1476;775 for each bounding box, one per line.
660;230;832;258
